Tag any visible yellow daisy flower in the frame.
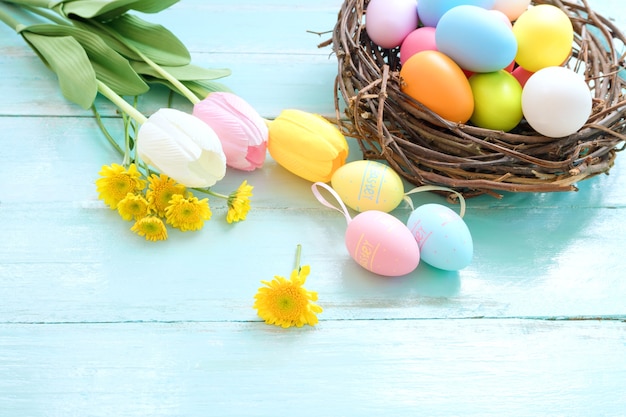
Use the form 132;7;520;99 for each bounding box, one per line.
226;180;253;223
253;265;323;328
117;193;150;221
165;194;212;231
131;216;168;241
146;174;187;217
96;163;146;209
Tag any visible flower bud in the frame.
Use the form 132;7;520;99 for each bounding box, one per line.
268;109;349;182
137;108;226;188
192;92;268;171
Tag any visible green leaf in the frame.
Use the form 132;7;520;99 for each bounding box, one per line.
143;76;232;99
102;13;190;66
21;31;97;109
185;80;233;97
57;0;179;20
130;61;231;81
26;24;148;96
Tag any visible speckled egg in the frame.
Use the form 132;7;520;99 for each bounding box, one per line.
406;203;473;271
331;160;405;213
346;210;420;277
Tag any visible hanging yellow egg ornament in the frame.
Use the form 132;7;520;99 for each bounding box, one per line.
330;160;405;213
512;5;574;72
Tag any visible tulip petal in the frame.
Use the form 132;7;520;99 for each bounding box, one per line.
267;109;349;182
137;108;226;187
193;92;268;171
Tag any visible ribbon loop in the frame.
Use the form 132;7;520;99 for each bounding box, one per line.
404;185;467;218
311;182;352;224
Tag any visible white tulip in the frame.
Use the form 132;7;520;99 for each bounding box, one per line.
137;108;227;187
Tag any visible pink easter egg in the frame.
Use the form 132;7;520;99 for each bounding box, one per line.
512;65;534;87
400;26;437;65
345;210;420;276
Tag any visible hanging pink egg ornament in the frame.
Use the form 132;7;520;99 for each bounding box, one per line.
435;5;518;73
346;211;421;276
365;0;418;49
312;182;420;277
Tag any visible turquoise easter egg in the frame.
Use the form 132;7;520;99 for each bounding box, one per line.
417;0;495;27
406;204;473;271
436;5;517;73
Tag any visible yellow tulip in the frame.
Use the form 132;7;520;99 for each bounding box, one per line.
267;109;349;183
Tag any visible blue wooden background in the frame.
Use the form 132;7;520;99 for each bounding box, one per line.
1;1;625;416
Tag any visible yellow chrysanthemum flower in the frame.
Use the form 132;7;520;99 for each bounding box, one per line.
117;193;150;221
96;163;146;209
226;180;253;223
253;265;323;328
146;173;187;217
165;194;211;231
131;216;168;241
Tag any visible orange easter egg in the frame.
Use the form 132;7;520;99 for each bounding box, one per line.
400;50;474;123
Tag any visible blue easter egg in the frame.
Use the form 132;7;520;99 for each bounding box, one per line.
417;0;495;27
406;203;473;271
436;5;517;73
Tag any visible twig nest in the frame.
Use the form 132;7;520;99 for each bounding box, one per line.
330;0;626;197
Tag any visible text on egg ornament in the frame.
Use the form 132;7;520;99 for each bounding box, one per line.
358;162;387;204
355;233;380;271
409;221;433;249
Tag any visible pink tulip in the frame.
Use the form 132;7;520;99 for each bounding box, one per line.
193;92;268;171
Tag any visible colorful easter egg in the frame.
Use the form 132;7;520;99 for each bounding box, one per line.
511;66;534;87
469;70;523;132
521;66;592;138
400;26;437;65
331;160;405;213
366;0;418;49
436;5;518;73
512;4;574;72
400;50;474;123
417;0;495;27
346;210;420;276
407;204;473;271
492;0;531;21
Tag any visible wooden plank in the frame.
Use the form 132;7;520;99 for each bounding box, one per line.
1;319;624;416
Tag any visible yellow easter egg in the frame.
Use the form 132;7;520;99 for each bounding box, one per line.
331;160;405;212
512;4;574;72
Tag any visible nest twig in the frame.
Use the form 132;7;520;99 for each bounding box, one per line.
330;0;626;197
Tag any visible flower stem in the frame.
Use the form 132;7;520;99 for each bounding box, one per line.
295;244;302;272
2;0;51;8
91;105;124;158
96;80;147;124
18;3;69;26
0;3;25;31
89;19;201;105
195;188;226;199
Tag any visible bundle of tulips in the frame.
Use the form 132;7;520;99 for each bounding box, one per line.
0;0;351;242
